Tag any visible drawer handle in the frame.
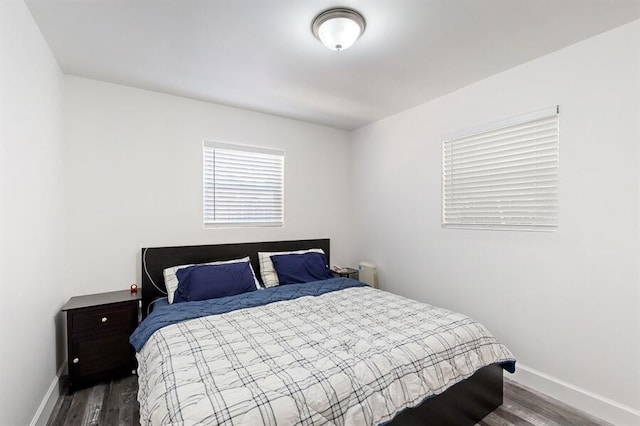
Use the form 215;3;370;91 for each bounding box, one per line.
73;357;79;364
101;317;108;323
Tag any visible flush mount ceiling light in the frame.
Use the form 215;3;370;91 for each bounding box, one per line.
311;8;366;51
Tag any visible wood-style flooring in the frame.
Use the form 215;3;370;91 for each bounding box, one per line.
47;375;610;426
47;376;138;426
480;379;611;426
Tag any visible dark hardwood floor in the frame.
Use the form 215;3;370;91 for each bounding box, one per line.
47;375;139;426
47;375;610;426
481;379;611;426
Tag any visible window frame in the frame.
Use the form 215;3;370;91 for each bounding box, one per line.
441;106;559;232
203;140;285;228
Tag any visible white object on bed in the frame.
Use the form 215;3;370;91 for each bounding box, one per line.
137;286;514;425
163;256;260;304
258;248;325;287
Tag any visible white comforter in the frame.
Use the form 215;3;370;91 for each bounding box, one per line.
137;286;514;425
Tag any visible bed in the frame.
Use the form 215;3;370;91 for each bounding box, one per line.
133;239;515;425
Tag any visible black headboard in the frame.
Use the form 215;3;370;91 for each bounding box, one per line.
141;239;330;318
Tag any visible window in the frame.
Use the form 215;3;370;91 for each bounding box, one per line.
442;106;559;230
203;141;284;227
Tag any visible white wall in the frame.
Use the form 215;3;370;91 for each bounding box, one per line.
0;1;65;425
63;77;351;298
349;20;640;424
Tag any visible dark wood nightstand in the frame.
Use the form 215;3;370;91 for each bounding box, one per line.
62;290;140;393
332;267;359;280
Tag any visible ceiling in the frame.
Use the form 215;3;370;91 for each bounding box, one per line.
26;0;640;130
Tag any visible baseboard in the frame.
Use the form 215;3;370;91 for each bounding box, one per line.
511;363;640;426
29;364;64;426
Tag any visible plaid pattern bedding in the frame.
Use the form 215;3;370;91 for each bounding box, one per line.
137;286;515;425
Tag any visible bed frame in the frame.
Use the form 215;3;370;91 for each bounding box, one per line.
141;238;331;317
140;238;504;425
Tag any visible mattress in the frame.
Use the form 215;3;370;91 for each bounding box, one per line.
132;278;515;425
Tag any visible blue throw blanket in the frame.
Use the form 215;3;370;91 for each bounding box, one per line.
130;277;366;351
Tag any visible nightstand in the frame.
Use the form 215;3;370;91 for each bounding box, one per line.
62;290;140;393
332;267;359;280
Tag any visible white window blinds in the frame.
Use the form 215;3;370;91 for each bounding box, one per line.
203;141;284;226
442;106;559;230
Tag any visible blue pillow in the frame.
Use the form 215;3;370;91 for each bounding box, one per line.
173;262;256;303
270;252;333;285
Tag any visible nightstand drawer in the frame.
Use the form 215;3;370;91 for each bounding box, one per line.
70;303;136;333
70;330;133;378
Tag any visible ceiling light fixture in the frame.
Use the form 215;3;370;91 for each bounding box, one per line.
311;8;366;52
